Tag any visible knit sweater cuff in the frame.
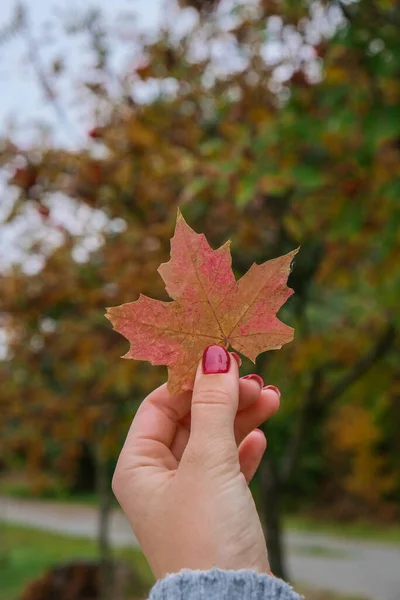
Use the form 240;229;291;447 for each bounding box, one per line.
149;568;303;600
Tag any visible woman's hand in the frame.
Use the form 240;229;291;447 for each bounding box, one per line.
112;345;280;580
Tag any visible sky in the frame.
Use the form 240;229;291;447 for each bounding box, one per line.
0;0;344;358
0;0;342;275
0;0;168;276
0;0;340;146
0;0;166;147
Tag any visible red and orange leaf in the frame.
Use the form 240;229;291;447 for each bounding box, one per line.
223;255;298;361
106;211;298;394
158;208;235;307
106;294;220;393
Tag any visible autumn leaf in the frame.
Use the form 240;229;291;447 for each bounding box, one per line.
106;210;298;394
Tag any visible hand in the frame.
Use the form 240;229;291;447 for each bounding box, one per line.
112;344;280;579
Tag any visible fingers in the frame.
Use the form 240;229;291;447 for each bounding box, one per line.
238;375;264;411
170;379;279;461
184;345;239;462
234;386;280;445
118;383;192;470
176;369;262;430
116;343;280;478
170;369;263;459
238;429;267;484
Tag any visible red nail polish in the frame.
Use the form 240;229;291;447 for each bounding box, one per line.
231;352;242;367
263;385;281;398
242;374;264;388
202;345;231;374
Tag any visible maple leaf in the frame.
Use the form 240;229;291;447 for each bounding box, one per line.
106;210;298;394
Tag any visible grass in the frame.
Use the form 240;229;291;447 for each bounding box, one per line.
4;483;400;546
0;523;368;600
3;476;399;546
0;523;154;600
0;480;99;506
285;514;400;545
3;479;400;548
290;543;350;559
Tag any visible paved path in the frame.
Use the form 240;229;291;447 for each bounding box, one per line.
1;496;400;600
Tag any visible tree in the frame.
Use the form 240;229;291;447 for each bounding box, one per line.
1;0;399;586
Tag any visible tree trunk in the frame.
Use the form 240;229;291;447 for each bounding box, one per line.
0;479;9;570
0;522;8;570
95;447;114;600
259;456;287;581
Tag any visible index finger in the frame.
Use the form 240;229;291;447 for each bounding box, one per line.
122;382;192;458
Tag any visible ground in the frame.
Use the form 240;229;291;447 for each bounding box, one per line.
0;524;365;600
0;523;153;600
2;495;400;599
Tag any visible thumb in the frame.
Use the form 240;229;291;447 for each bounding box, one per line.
186;345;239;463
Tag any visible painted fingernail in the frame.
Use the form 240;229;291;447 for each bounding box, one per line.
263;385;281;398
202;345;231;374
231;352;242;367
242;374;264;388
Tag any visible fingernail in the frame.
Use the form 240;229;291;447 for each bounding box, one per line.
242;374;264;388
202;345;231;374
231;352;242;367
263;385;281;398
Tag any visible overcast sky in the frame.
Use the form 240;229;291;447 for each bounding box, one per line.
0;0;167;147
0;0;339;146
0;0;340;275
0;0;172;275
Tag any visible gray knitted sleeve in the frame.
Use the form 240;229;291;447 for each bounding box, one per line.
149;568;303;599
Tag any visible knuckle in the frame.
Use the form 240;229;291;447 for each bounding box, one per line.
184;439;236;475
111;460;142;522
182;444;203;469
184;438;212;464
111;477;119;500
193;387;231;408
111;464;123;498
184;430;235;471
111;453;132;498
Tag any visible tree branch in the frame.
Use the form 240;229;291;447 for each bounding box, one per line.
338;1;354;25
280;322;396;487
280;367;323;486
339;0;400;31
321;322;396;405
19;3;80;143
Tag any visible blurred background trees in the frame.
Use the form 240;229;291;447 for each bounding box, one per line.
0;0;399;595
